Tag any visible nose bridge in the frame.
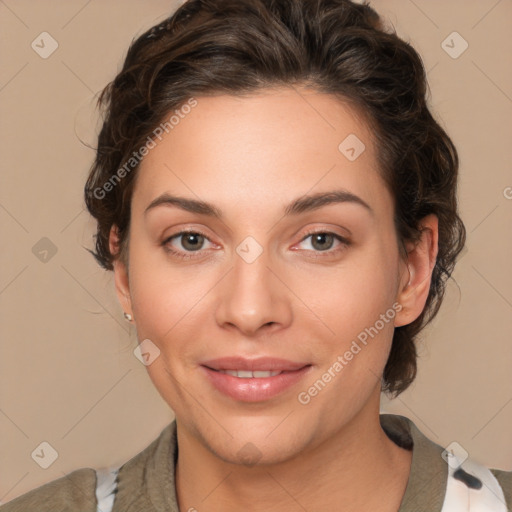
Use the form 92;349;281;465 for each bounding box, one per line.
214;244;292;334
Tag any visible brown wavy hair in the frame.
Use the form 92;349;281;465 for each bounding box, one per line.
84;0;466;397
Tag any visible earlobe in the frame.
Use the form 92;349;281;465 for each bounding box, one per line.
109;225;133;321
394;214;439;328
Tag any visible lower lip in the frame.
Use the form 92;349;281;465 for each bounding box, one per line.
201;365;312;402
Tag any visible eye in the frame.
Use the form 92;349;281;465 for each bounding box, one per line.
162;228;351;261
295;230;350;256
162;230;216;260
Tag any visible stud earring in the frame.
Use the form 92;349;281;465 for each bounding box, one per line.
123;312;133;322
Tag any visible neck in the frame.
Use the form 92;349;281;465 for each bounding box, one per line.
175;394;412;512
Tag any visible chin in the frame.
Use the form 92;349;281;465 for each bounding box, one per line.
211;436;304;467
194;416;314;467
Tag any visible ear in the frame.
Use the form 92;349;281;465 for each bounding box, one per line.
394;214;439;328
109;225;133;322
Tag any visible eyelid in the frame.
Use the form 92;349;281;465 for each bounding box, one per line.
299;227;350;243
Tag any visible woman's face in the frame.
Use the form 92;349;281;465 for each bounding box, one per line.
115;86;412;464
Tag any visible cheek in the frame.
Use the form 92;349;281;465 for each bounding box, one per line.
127;259;211;408
295;249;398;335
294;249;399;393
127;233;215;330
131;273;208;342
295;266;398;412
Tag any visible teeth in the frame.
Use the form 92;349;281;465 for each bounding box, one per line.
219;369;282;378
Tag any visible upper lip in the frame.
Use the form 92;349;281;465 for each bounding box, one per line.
201;356;310;372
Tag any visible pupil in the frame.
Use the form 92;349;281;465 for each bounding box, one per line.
313;233;332;251
184;234;202;250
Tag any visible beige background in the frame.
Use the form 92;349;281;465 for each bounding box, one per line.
1;0;511;504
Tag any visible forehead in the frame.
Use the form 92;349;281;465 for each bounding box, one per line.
132;86;390;219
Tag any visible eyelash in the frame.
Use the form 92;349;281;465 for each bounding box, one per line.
162;229;351;261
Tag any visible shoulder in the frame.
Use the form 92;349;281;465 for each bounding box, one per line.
380;413;512;511
0;421;178;512
0;468;97;512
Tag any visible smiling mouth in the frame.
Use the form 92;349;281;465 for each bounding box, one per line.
201;363;313;402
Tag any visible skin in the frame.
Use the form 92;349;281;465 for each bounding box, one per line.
109;86;438;511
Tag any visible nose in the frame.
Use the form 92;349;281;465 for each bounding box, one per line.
214;249;293;337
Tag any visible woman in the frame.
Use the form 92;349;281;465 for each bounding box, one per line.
2;0;510;511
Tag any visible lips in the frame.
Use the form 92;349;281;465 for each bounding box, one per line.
200;356;312;402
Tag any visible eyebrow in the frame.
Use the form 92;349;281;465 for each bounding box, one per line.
144;189;374;218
